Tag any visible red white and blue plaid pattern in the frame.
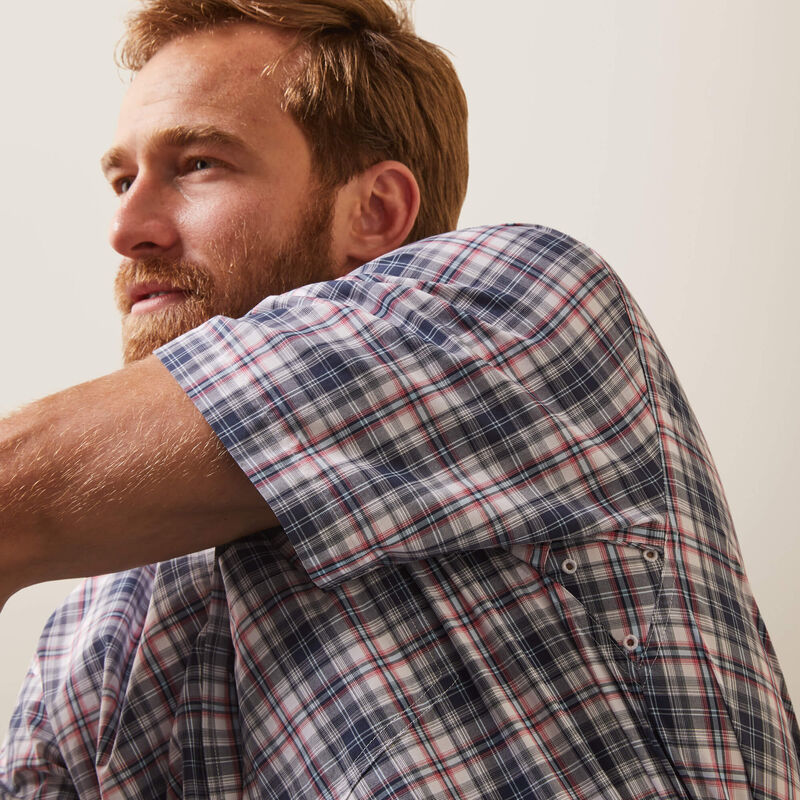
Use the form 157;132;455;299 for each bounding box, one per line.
2;225;797;798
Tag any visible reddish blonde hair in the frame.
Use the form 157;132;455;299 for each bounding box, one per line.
119;0;468;243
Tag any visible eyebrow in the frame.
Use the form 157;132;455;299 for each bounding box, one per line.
100;124;249;176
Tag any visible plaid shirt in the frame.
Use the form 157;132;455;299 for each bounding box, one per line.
2;225;798;799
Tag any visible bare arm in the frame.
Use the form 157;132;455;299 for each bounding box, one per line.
0;355;278;605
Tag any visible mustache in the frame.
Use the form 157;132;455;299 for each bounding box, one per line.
114;257;215;313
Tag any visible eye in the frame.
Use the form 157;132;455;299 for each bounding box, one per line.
114;176;134;195
185;157;219;174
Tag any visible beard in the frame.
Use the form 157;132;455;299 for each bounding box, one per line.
114;191;336;365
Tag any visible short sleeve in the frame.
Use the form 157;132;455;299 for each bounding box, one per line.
156;225;667;588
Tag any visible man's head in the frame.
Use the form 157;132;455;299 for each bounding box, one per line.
105;0;468;364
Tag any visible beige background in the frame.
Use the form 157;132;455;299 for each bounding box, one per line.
1;0;798;731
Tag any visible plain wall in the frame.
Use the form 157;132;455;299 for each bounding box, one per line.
1;0;798;731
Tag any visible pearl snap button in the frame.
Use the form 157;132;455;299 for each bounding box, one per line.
623;634;640;651
561;558;578;575
643;549;659;563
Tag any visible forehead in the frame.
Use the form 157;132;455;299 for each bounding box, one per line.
113;24;302;151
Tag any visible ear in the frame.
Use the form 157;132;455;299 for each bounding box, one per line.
329;160;420;276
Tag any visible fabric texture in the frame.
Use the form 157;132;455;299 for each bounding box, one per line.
1;224;797;799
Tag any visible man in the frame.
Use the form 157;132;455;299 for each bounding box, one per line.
0;1;798;798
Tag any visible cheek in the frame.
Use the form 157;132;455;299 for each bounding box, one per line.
179;191;278;253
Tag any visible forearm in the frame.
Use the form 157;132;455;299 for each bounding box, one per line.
0;356;277;600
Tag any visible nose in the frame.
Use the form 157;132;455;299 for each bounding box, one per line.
109;175;180;258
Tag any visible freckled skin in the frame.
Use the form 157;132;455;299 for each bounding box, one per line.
105;24;342;363
109;24;318;263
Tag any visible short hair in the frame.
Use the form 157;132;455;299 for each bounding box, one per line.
119;0;469;244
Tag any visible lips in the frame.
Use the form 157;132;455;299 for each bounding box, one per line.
128;282;189;314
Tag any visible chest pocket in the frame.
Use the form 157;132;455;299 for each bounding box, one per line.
545;539;664;655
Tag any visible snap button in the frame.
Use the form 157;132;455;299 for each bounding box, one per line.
643;549;659;563
623;634;640;652
561;558;578;575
